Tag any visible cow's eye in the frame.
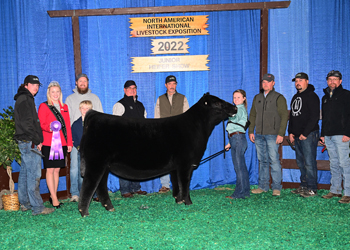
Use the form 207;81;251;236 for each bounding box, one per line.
204;102;207;105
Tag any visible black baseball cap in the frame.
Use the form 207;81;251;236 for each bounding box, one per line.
24;75;42;86
165;75;177;83
326;70;342;80
292;72;309;82
124;80;137;88
261;73;275;82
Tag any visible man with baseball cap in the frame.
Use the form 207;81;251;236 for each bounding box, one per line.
14;75;55;215
154;75;189;193
112;80;147;198
248;73;288;196
288;72;320;197
320;70;350;203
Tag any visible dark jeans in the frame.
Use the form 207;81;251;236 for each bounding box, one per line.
229;133;250;198
294;130;319;192
17;141;45;215
119;178;141;195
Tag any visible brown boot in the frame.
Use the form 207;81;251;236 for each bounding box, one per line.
338;196;350;204
322;192;342;199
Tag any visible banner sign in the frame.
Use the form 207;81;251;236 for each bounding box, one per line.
131;55;209;73
130;15;209;37
151;38;189;55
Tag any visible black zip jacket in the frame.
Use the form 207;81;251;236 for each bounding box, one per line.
321;84;350;137
13;86;43;145
118;95;145;119
288;84;320;137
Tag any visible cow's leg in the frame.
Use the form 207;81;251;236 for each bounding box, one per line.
176;168;193;205
78;163;107;217
95;168;114;212
170;170;179;198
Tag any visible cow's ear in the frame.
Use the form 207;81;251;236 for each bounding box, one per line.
203;92;210;97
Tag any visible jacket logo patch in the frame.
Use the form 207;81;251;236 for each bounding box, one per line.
291;97;302;116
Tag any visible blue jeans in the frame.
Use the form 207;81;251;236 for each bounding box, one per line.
325;135;350;196
254;134;282;191
70;146;83;197
17;141;45;215
294;130;319;191
229;133;250;198
160;174;170;188
119;178;141;195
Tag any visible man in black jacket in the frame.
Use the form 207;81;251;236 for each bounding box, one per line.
112;80;147;198
320;70;350;203
14;75;55;215
288;73;320;197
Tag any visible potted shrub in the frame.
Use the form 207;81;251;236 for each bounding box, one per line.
0;106;21;210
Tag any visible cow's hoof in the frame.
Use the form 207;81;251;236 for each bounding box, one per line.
176;200;185;204
79;209;89;217
80;212;89;217
108;208;115;212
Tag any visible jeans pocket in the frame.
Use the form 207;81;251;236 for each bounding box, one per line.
18;141;31;154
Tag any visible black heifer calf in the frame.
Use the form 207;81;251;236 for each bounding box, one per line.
78;93;237;216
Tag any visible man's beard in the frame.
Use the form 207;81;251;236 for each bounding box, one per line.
77;85;88;94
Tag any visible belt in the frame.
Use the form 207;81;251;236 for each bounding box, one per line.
229;132;245;137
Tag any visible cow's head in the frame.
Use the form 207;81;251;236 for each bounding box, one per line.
200;93;237;121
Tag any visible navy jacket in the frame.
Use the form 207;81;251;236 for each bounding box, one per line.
72;116;83;148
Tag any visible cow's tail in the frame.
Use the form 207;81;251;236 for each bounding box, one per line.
79;110;95;177
80;156;86;177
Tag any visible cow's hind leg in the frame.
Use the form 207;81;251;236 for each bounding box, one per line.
170;170;179;198
78;163;107;217
95;167;114;212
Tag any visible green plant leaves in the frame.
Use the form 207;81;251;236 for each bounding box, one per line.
0;106;21;168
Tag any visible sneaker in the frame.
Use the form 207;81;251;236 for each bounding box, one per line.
291;186;307;194
322;192;342;199
33;207;55;215
251;188;267;194
158;186;171;193
338;196;350;204
272;190;281;196
300;190;317;197
70;195;79;202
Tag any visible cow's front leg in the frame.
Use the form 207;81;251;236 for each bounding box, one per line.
96;168;114;212
176;167;193;205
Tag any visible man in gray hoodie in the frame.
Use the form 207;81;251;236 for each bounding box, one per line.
65;74;103;202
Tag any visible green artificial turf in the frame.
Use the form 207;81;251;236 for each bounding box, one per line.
1;186;350;249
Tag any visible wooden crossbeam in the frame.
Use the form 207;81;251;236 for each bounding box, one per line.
48;2;291;17
47;2;290;81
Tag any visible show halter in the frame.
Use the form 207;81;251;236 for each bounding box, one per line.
49;120;64;160
198;120;227;166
